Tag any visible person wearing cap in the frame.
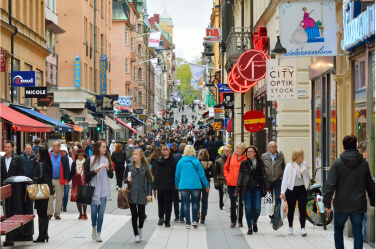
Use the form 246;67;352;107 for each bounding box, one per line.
47;141;70;220
61;145;73;212
70;149;88;219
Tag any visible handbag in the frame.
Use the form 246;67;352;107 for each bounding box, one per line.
71;186;77;202
27;184;50;200
272;203;284;230
77;184;95;205
117;184;130;209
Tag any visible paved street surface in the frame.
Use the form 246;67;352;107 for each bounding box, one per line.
2;177;372;249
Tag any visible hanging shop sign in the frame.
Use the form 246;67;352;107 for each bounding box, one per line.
0;48;6;72
11;71;36;87
253;27;269;53
279;1;337;57
204;28;221;43
37;93;54;107
25;87;47;98
237;49;270;82
341;1;375;52
95;94;118;112
213;122;221;130
266;59;297;101
217;84;232;93
214;107;223;119
99;55;108;95
74;55;81;87
243;111;266;132
227;70;251;93
226;119;232;132
133;109;143;115
118;96;132;106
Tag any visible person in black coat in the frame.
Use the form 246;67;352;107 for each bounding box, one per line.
111;143;126;190
193;136;204;151
1;140;25;186
70;149;88;220
33;146;53;243
152;145;176;227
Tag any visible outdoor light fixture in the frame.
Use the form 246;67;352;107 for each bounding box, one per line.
271;36;287;54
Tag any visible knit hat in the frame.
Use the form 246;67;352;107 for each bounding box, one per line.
77;148;85;155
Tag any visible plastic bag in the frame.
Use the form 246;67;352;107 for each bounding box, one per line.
264;192;273;216
272;203;283;230
281;201;287;221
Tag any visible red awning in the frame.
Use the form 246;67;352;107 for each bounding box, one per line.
0;104;51;133
115;118;137;133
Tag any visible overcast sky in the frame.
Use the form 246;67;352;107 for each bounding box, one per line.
147;0;214;62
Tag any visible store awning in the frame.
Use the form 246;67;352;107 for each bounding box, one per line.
0;104;51;133
130;115;148;126
104;116;122;132
62;108;98;127
115;118;137;133
66;124;84;132
11;105;73;132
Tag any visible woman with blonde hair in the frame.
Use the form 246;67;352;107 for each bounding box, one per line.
84;141;114;242
197;149;214;223
280;148;310;236
123;149;153;243
111;143;126;190
175;145;209;229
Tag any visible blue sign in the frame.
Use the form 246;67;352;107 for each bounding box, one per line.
11;71;36;87
118;96;132;106
224;118;230;128
74;55;81;87
217;84;233;93
100;55;108;95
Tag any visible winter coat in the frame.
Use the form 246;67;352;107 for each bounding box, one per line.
152;155;176;191
111;151;126;168
1;154;25;186
193;139;204;151
214;155;227;186
34;161;53;210
124;145;134;161
20;151;38;179
175;155;209;190
199;159;214;185
173;151;183;163
323;149;375;213
261;151;286;182
214;140;224;154
223;154;247;187
124;163;152;205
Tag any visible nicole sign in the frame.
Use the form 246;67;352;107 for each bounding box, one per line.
279;1;337;57
12;71;36;87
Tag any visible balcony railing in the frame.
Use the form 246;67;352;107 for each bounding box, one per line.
225;27;252;72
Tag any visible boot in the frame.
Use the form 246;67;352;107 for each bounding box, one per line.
44;217;49;242
33;218;48;243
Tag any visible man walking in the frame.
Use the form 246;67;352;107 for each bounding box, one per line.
324;135;375;249
20;143;37;180
48;141;70;220
214;146;231;210
261;141;285;222
84;138;93;157
124;138;134;163
1;141;25;185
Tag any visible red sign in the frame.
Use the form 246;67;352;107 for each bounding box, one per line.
227;119;232;132
213;122;221;130
231;63;258;89
237;49;270;82
243;110;266;132
253;27;269;53
227;71;251;93
214;108;222;113
0;48;6;72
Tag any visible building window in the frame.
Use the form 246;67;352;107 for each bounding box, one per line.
133;66;136;80
138;68;142;82
138;24;142;33
138;44;142;56
101;0;103;18
100;34;104;54
46;29;51;51
125;31;129;45
138;91;142;105
131;38;135;52
125;58;129;74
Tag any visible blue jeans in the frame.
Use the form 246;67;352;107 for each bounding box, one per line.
63;185;70;208
268;179;281;206
334;212;364;249
244;186;261;229
227;186;243;223
198;189;209;219
180;189;200;225
91;197;107;233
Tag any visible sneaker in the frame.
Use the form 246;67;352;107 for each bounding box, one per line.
138;228;143;239
288;227;293;235
230;223;236;228
91;226;96;240
63;207;67;212
78;214;82;220
253;223;258;233
83;214;88;220
134;235;141;243
200;217;205;224
301;228;307;237
238;222;243;227
158;218;164;226
192;221;198;229
178;219;185;223
247;228;253;235
96;233;102;242
186;225;191;229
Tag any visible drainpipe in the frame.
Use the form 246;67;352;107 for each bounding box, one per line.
94;0;97;93
249;0;254;145
9;0;18;103
240;0;245;143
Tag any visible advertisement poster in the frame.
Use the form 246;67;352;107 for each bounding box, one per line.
279;1;337;57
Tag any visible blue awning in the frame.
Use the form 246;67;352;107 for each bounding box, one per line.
130;115;148;126
11;105;73;132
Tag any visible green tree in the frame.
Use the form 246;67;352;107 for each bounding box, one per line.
176;60;202;105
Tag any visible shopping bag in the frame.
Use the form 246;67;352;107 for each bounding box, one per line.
272;203;283;230
281;201;287;221
264;192;273;216
117;184;130;209
70;186;77;202
77;185;95;205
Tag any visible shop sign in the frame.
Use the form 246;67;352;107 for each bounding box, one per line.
96;94;118;112
0;48;6;72
37;93;54;107
217;84;232;93
133;109;143;115
237;49;270;82
204;28;221;43
214;107;223;119
342;1;375;52
266;59;297;101
213;122;221;130
243;111;266;132
118;96;132;106
74;56;81;87
297;89;306;97
25;87;47;98
279;1;337;57
139;115;147;119
11;71;36;87
99;55;107;95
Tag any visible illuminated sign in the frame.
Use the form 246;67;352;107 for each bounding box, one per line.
100;55;108;95
11;71;36;87
74;55;81;87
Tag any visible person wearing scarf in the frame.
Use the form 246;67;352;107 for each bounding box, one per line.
280;148;310;237
70;149;87;220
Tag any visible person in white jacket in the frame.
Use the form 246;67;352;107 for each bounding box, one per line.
280;148;310;237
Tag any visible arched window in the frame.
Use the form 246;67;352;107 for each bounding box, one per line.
138;68;142;82
138;44;142;56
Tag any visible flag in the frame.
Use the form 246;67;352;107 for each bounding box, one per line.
148;32;161;48
200;79;205;86
176;80;181;85
191;78;199;90
189;64;205;80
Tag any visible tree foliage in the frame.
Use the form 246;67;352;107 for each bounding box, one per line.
176;59;202;105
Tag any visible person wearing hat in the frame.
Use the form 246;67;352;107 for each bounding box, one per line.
70;149;88;219
61;144;73;212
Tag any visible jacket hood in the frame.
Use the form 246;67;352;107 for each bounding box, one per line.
340;149;364;168
181;155;197;162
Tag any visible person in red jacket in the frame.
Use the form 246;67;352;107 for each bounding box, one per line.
223;142;247;228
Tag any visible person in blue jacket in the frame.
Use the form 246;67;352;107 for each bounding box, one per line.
175;145;209;229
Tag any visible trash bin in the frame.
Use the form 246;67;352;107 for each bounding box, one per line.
3;176;34;243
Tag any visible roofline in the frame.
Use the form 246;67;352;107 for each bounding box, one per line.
129;2;140;19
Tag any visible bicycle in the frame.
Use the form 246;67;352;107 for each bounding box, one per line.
306;166;333;230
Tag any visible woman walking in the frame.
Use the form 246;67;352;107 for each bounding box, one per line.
235;146;270;235
223;143;247;228
70;148;88;220
111;143;126;190
124;149;153;243
280;148;310;236
33;146;53;243
148;147;162;166
175;145;209;229
197;149;214;223
85;141;114;242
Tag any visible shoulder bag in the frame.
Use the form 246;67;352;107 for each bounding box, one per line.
27;184;50;200
117;184;130;209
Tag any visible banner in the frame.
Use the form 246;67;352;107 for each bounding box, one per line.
191;78;200;90
11;71;36;87
74;55;81;87
148;32;161;48
100;55;108;94
189;64;205;80
266;59;297;101
176;79;181;85
0;48;6;72
279;1;337;57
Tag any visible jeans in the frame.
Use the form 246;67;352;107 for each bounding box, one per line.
285;185;307;228
334;212;364;249
91;197;107;233
180;189;200;225
218;185;224;208
157;190;174;222
267;179;282;206
244;186;261;229
173;190;180;220
227;186;243;223
197;189;209;219
63;184;70;208
130;204;145;236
